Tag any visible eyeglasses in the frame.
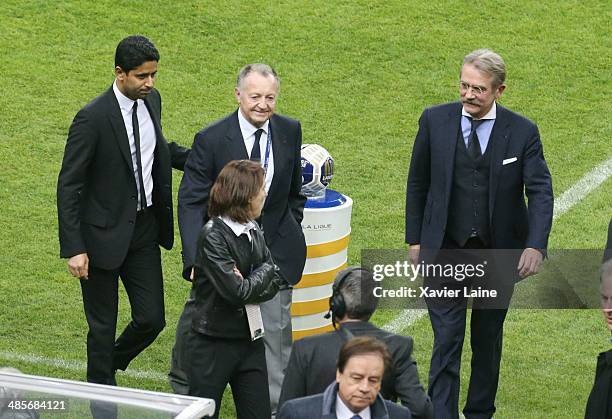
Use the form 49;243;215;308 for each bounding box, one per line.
459;81;488;96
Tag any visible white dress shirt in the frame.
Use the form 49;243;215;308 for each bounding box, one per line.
220;216;258;241
113;81;156;209
335;394;371;419
238;109;274;193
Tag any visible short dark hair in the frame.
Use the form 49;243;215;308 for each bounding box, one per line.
337;268;378;321
337;336;393;374
209;160;264;223
115;35;159;73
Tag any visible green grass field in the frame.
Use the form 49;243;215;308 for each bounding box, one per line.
0;1;610;417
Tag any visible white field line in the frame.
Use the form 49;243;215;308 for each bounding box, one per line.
381;308;428;334
1;158;610;378
0;350;167;382
382;156;612;334
553;157;612;218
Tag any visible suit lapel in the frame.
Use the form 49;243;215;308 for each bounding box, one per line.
267;115;287;205
444;104;461;208
106;87;135;173
488;104;511;222
144;93;169;186
226;110;250;160
144;94;164;147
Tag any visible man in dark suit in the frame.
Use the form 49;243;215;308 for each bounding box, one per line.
279;267;432;419
57;35;189;391
278;336;412;419
170;63;306;412
405;49;553;418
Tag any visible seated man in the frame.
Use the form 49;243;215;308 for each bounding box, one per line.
279;267;432;419
278;336;412;419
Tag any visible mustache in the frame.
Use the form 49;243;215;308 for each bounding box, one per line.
463;99;480;106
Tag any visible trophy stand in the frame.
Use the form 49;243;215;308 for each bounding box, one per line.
291;145;353;340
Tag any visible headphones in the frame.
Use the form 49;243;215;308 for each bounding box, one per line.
324;267;367;327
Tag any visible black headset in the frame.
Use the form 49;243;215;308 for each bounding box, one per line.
324;267;367;328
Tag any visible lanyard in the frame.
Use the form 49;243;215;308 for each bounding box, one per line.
262;128;272;177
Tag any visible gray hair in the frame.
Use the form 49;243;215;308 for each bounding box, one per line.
462;49;506;87
236;63;280;91
337;267;378;321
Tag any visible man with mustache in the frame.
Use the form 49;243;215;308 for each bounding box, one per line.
57;35;189;402
170;63;306;414
405;49;553;418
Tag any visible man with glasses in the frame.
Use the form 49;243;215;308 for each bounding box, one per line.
405;49;553;418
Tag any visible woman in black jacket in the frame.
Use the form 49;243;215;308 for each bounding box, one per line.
185;160;282;419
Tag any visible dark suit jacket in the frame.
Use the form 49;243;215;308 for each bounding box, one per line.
406;102;553;254
279;321;432;419
278;382;412;419
57;86;189;269
178;110;306;284
585;349;612;419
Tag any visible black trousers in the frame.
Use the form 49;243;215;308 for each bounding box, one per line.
79;209;165;386
168;288;196;395
425;237;514;419
186;332;271;419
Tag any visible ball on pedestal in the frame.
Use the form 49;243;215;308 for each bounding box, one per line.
300;144;334;199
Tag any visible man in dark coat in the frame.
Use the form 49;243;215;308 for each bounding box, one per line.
585;259;612;418
278;337;412;419
279;267;432;418
405;49;553;418
169;63;306;413
57;35;188;388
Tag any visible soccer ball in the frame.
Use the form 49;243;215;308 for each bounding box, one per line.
301;144;334;198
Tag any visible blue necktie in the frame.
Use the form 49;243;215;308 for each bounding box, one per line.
466;116;485;159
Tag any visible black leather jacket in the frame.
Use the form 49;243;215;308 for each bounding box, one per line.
191;217;281;338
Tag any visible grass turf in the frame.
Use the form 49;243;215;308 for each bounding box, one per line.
0;1;610;417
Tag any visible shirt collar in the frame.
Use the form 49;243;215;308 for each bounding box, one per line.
462;101;497;120
238;108;269;139
219;216;257;239
113;80;141;113
335;394;371;419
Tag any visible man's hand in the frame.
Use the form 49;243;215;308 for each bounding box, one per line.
409;244;421;266
190;267;195;281
68;253;89;279
233;266;244;280
517;248;543;279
